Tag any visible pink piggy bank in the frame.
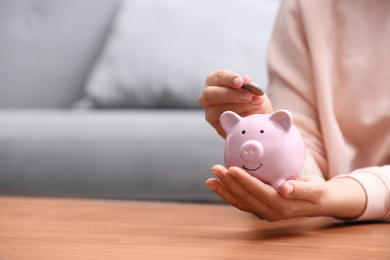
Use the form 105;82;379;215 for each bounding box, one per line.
220;110;305;189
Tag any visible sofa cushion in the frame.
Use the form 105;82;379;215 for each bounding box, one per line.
0;110;224;202
0;0;119;108
78;0;280;109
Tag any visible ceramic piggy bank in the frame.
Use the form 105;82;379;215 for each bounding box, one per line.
220;110;305;189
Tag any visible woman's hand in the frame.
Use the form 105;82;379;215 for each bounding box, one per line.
206;165;366;221
199;69;273;138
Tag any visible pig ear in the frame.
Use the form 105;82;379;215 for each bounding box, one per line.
270;110;293;132
220;111;242;134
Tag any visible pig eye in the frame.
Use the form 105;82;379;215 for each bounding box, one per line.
260;130;264;134
242;130;246;134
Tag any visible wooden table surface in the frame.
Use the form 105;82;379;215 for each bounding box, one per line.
0;196;388;260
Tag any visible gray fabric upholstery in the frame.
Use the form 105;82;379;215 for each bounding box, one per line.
79;0;280;109
0;0;119;108
0;110;224;202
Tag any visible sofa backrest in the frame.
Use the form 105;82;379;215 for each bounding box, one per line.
0;0;281;109
0;0;119;108
78;0;281;109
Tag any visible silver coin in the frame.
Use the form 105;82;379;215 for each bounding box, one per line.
242;83;265;96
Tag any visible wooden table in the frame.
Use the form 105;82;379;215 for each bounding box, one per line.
0;196;388;260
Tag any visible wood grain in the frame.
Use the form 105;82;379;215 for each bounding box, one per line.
0;196;388;260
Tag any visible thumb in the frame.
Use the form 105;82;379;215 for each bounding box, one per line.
279;176;326;202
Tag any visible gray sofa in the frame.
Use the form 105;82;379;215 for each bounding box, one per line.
0;0;280;202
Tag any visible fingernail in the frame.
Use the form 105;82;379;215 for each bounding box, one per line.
207;184;217;191
229;168;238;178
233;77;243;87
240;91;252;101
286;184;294;195
211;168;222;179
251;96;263;105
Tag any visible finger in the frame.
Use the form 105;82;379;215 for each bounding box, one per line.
279;176;326;203
242;75;253;83
205;70;245;88
211;165;257;213
237;102;266;117
217;167;273;215
203;97;264;139
206;178;251;213
203;95;266;125
205;101;263;126
210;165;253;212
211;164;229;178
199;86;254;109
257;93;274;114
228;167;279;202
228;168;313;221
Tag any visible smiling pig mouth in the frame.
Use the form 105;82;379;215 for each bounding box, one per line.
242;163;263;171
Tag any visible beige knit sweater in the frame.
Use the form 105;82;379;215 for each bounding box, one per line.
267;0;390;221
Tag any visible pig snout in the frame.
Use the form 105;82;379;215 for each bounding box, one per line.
239;140;263;162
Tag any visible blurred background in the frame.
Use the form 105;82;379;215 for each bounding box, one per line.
0;0;280;202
